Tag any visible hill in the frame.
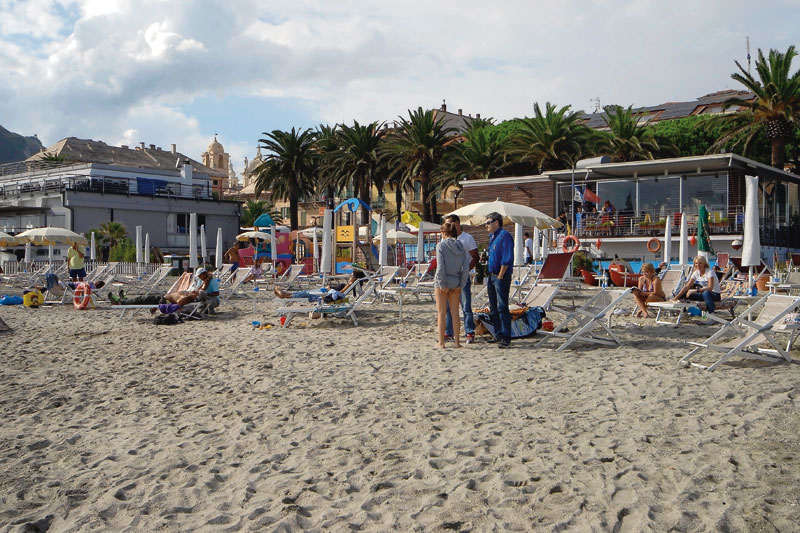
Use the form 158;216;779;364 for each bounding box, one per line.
0;125;44;164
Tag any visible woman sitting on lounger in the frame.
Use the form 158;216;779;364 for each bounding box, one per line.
273;271;366;303
673;255;721;314
632;262;665;318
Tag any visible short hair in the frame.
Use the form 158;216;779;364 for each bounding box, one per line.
486;212;503;228
524;232;530;238
351;270;366;280
441;221;458;238
445;213;460;224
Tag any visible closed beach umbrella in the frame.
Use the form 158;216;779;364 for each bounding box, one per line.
514;223;524;266
135;225;142;263
448;199;562;229
742;175;761;286
48;244;53;265
417;223;424;263
679;213;688;270
532;228;540;263
24;242;31;263
697;205;713;259
90;231;96;261
189;213;198;269
541;229;549;260
144;233;150;263
663;215;671;265
270;224;277;272
200;224;207;265
312;226;318;273
215;227;223;269
321;208;332;275
378;215;387;267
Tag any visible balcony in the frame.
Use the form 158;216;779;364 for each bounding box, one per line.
574;206;745;238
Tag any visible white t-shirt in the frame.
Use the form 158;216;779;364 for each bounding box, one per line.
457;231;477;269
690;269;720;293
523;237;533;260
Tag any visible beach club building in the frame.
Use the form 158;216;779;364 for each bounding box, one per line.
0;138;240;260
461;153;800;262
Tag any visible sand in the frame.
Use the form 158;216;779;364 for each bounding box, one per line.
1;287;799;532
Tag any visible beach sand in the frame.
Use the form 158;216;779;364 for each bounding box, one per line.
1;289;799;531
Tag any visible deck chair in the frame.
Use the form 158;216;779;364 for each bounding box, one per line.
771;271;800;295
535;288;632;351
515;283;561;313
716;252;729;270
277;281;377;327
681;293;800;371
649;279;744;326
111;272;196;317
274;264;305;289
220;266;252;300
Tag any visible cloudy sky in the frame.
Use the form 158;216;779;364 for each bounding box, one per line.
1;0;798;175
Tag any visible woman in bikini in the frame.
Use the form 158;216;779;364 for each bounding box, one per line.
632;262;665;318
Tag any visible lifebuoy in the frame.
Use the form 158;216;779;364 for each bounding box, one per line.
562;235;580;253
73;282;92;310
646;238;662;253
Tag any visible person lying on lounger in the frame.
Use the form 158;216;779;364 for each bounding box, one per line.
110;268;219;310
273;271;366;303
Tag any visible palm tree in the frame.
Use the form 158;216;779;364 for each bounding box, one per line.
241;200;282;227
328;121;387;224
708;46;800;169
384;107;456;222
99;221;127;248
313;124;340;209
511;102;590;171
595;105;668;161
254;127;317;230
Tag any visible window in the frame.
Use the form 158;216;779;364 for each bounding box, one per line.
281;207;290;220
681;175;727;214
413;181;421;202
637;177;680;217
217;155;224;168
173;213;206;234
595;181;636;215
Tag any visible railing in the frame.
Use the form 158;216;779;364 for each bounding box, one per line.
1;260;167;277
573;206;745;238
0;174;214;201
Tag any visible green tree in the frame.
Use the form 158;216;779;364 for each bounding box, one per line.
709;46;800;168
330;121;387;224
99;221;127;248
510;102;591;171
254;127;318;230
241;200;281;227
313;124;340;208
384;107;456;222
595;105;672;161
109;237;137;262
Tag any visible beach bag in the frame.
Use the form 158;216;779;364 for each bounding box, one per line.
0;295;23;306
153;314;180;325
23;289;43;308
475;306;545;339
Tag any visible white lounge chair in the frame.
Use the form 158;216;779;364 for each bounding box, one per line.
277;281;377;327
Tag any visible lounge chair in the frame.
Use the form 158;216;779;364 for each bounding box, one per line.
515;283;560;312
277;281;377;327
648;279;745;326
220;266;252;300
535;288;632;351
680;293;800;371
769;271;800;295
274;264;306;289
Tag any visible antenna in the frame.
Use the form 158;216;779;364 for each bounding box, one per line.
589;97;601;113
746;36;751;75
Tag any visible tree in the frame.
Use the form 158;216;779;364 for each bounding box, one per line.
254;127;317;230
384;107;456;222
329;121;387;224
313;124;340;209
99;221;127;248
595;105;672;161
510;102;591;171
241;200;282;227
709;46;800;169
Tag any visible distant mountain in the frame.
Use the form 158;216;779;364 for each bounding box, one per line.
0;125;44;164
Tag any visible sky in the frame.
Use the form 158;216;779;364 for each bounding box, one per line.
1;0;799;176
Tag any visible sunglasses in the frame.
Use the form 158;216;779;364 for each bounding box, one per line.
484;220;495;226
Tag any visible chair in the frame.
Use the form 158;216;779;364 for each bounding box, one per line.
535;288;632;351
680;293;800;371
220;266;252;300
475;253;574;305
274;264;306;289
649;279;744;326
112;272;196;317
277;280;377;327
515;283;560;313
771;271;800;295
716;252;729;270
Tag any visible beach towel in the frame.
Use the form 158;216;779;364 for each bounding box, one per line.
475;306;545;339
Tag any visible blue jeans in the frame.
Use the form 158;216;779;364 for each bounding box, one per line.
688;291;721;313
487;271;512;342
445;278;475;337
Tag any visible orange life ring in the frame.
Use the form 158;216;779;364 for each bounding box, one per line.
562;235;580;253
73;282;92;310
646;238;662;253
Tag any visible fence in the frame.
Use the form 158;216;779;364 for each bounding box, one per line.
1;261;166;277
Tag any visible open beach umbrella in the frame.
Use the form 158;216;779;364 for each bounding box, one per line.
663;215;672;265
215;227;224;269
378;215;387;267
321;208;332;275
236;231;272;242
697;205;713;259
407;221;441;233
742;175;761;287
514;223;524;266
0;231;17;247
299;227;325;238
89;232;96;261
16;226;87;246
448;199;562;229
135;226;142;263
679;213;688;270
200;225;207;264
373;229;417;245
189;213;198;269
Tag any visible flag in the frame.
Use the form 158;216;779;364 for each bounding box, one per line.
583;187;601;204
573;186;583;202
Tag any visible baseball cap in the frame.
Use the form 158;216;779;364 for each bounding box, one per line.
196;267;208;276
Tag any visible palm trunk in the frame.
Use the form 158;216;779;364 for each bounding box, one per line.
289;186;300;230
771;137;786;170
421;174;432;222
395;184;403;222
359;179;371;225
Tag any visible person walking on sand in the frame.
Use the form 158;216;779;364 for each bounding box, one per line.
434;221;470;349
443;214;479;345
224;241;244;272
65;242;86;282
485;212;514;348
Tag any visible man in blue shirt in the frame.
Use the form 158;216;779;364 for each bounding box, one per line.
485;212;514;348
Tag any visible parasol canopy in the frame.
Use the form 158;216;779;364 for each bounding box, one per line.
407;221;441;233
372;229;417;245
236;231;272;242
0;231;18;247
16;226;88;246
447;200;562;229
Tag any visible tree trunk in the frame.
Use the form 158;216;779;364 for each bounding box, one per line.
359;179;371;225
421;174;432;222
771;137;786;170
289;187;300;230
395;184;403;222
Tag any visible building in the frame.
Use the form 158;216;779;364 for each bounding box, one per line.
200;136;237;193
0;138;240;260
461;153;800;260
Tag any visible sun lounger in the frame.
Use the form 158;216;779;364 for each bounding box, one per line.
680;293;800;371
649;279;744;326
535;288;632;351
277;281;377;327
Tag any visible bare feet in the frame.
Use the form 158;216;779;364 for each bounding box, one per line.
437;343;447;349
453;343;463;348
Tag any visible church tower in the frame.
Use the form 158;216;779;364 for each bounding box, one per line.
201;136;231;192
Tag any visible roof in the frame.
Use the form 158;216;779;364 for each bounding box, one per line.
579;90;755;129
26;137;226;177
432;108;476;133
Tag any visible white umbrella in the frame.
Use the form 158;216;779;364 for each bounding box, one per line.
236;231;272;242
378;215;388;267
663;215;672;265
679;213;688;271
299;227;325;238
743;175;761;288
200;224;207;265
321;208;332;275
135;225;142;263
532;228;541;263
312;226;318;273
16;226;87;245
48;244;53;265
90;232;96;261
24;242;31;264
215;227;224;269
514;223;524;266
270;225;277;272
373;229;417;245
417;223;424;263
189;213;198;269
541;229;549;260
0;231;16;246
448;199;562;229
407;221;441;233
144;233;150;264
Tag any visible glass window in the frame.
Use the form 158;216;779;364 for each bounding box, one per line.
413;181;421;202
596;181;636;215
637;177;680;218
681;175;727;214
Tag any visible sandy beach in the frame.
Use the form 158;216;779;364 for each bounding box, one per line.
1;288;799;532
